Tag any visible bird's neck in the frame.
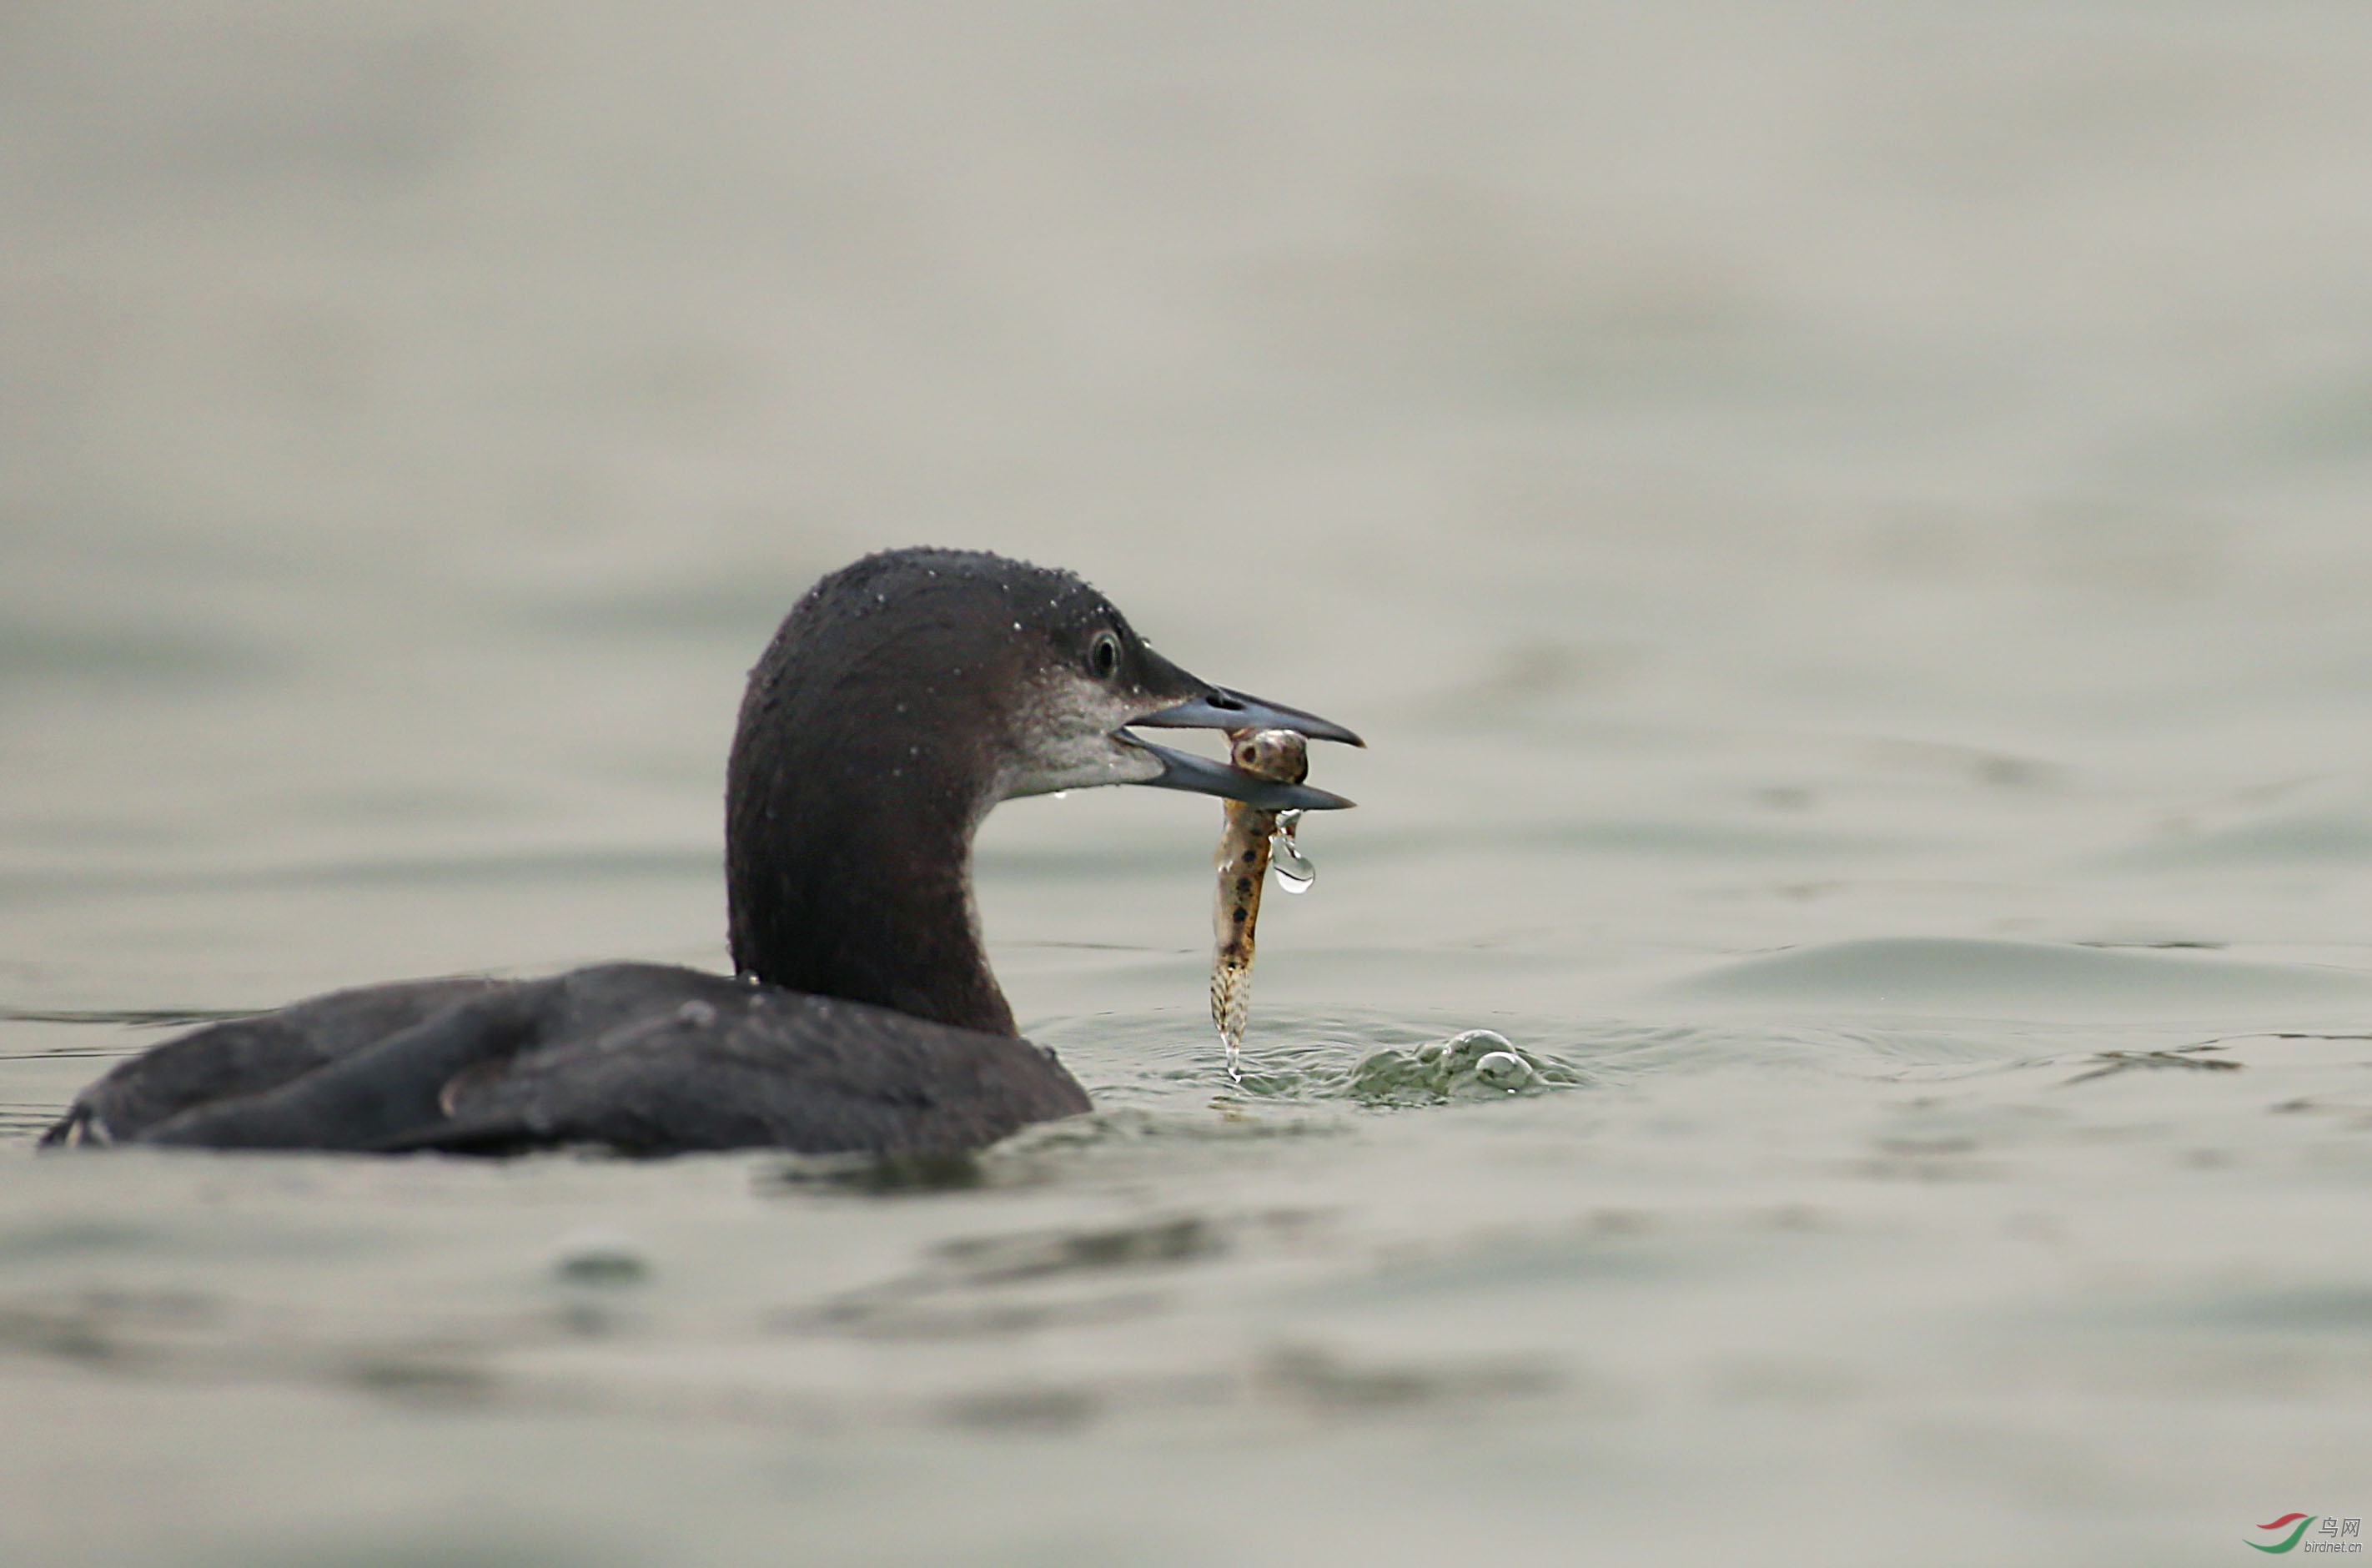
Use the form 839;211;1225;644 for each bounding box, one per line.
725;726;1016;1037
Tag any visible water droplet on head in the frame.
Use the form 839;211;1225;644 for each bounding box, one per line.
551;1226;651;1284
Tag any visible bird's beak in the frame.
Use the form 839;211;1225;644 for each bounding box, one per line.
1132;687;1364;748
1121;671;1362;812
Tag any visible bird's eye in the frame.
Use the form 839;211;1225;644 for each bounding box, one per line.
1087;630;1122;680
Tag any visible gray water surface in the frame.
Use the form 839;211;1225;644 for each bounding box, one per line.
8;3;2372;1564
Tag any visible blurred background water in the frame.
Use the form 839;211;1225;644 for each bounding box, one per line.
8;2;2372;1563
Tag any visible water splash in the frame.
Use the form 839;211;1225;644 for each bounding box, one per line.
1343;1030;1587;1104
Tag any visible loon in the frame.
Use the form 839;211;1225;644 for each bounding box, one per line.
41;548;1359;1156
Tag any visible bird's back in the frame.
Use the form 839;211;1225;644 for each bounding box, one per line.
44;964;1091;1157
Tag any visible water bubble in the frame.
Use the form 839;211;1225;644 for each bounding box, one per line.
1474;1050;1534;1090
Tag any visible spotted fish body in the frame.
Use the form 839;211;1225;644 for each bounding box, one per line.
1211;727;1309;1078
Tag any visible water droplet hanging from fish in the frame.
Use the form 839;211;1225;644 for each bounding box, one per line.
1270;810;1314;892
